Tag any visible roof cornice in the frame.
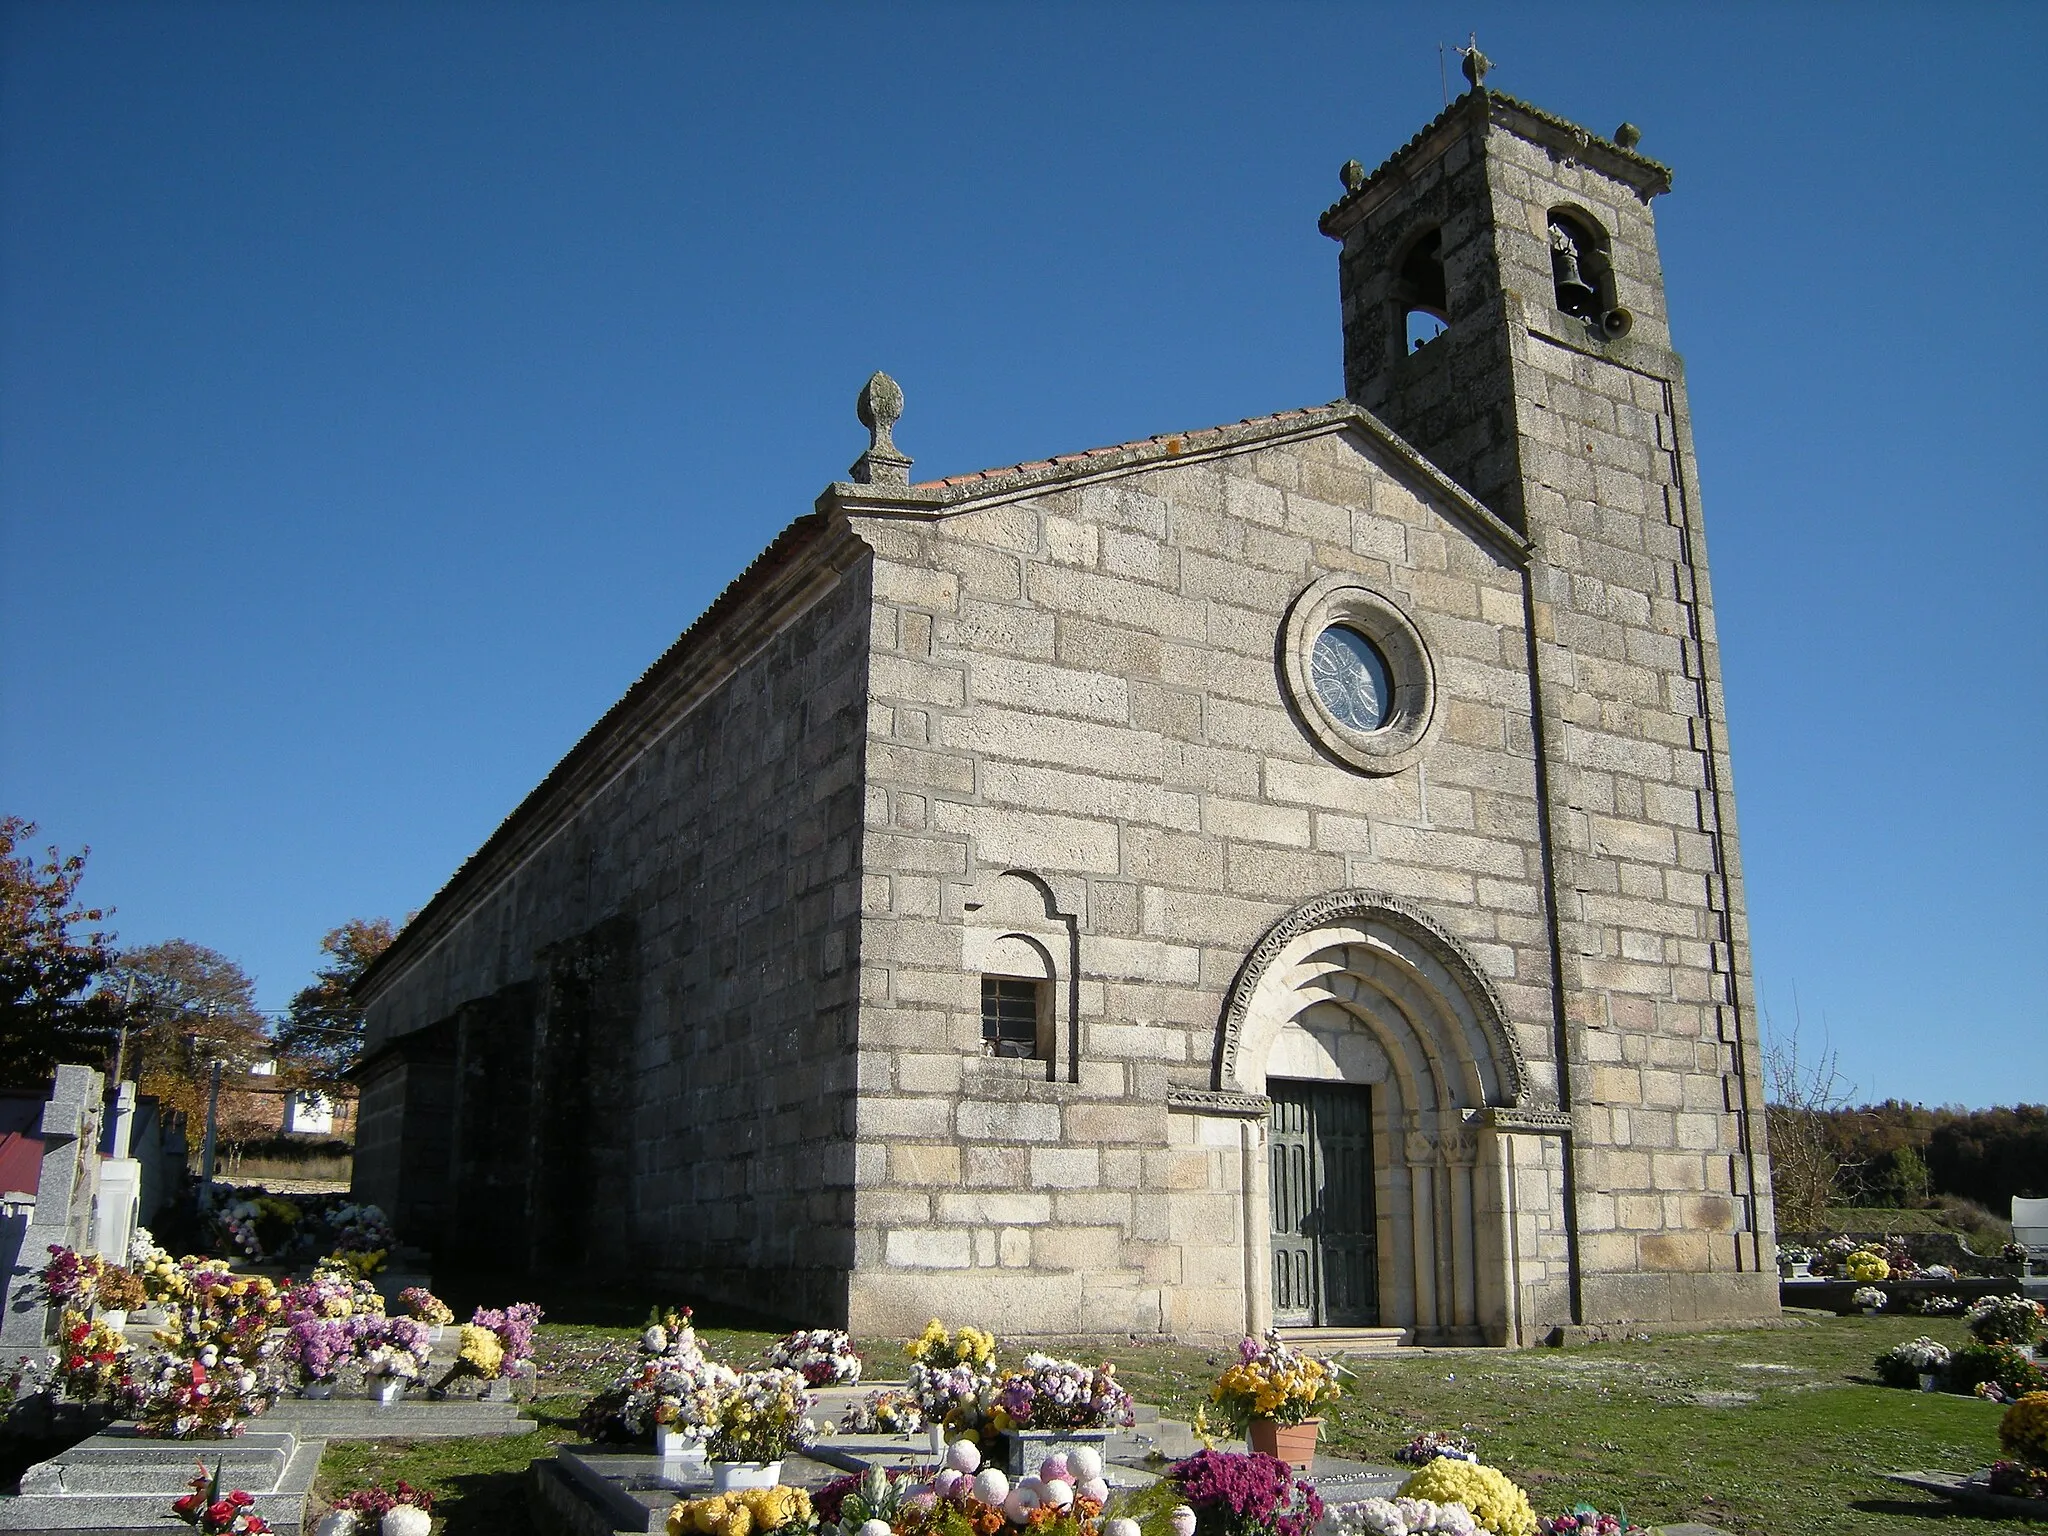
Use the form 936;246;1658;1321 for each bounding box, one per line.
1320;88;1672;240
889;401;1529;566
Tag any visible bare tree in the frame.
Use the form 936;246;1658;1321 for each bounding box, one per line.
1762;1001;1858;1236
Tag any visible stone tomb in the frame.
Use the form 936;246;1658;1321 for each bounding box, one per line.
0;1427;323;1535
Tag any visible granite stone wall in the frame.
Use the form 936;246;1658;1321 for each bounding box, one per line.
844;425;1573;1342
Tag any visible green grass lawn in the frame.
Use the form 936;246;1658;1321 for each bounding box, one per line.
312;1313;2048;1536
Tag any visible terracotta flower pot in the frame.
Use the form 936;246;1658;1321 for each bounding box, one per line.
1247;1416;1321;1471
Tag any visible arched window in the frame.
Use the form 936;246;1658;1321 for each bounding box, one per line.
1393;227;1448;353
1547;209;1630;338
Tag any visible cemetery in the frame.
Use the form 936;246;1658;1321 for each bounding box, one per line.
4;1068;2047;1535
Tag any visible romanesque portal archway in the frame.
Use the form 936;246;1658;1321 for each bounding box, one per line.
1217;893;1526;1344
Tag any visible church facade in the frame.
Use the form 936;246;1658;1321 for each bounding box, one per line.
352;77;1776;1345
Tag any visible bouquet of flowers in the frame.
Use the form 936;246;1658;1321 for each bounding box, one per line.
1210;1331;1342;1431
1850;1287;1887;1312
1537;1510;1645;1535
1166;1449;1325;1536
322;1482;435;1536
162;1268;284;1368
1329;1499;1478;1536
905;1319;996;1369
1986;1460;2048;1500
281;1318;352;1386
2003;1241;2032;1265
1874;1336;1950;1388
470;1302;543;1371
353;1316;432;1381
841;1387;926;1434
139;1249;192;1306
52;1309;130;1402
768;1328;864;1386
2001;1390;2048;1469
1396;1432;1480;1467
580;1355;740;1445
171;1462;272;1534
666;1486;816;1536
1394;1462;1535;1536
126;1341;272;1438
97;1264;148;1312
281;1275;355;1327
707;1368;818;1464
909;1359;995;1431
1964;1294;2046;1347
213;1197;302;1264
1843;1249;1889;1283
397;1287;453;1326
36;1245;106;1310
306;1259;385;1318
988;1354;1134;1431
325;1203;396;1256
1909;1292;1965;1317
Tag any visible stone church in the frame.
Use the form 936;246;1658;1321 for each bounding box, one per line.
353;66;1777;1346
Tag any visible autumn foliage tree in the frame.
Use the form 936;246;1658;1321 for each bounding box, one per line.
102;939;270;1128
0;816;123;1088
275;917;399;1085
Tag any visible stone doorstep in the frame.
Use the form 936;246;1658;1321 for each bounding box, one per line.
0;1435;322;1535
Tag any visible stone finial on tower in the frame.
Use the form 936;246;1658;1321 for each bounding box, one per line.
1613;122;1642;150
1459;34;1490;91
850;371;912;487
1340;159;1365;193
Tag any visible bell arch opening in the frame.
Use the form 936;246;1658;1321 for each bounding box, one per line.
1214;891;1528;1345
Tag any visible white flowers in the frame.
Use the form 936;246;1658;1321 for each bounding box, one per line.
1325;1496;1479;1536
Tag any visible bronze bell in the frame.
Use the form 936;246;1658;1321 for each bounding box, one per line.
1550;229;1598;317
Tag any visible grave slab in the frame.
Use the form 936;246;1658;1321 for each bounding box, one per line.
0;1426;321;1535
261;1393;537;1440
1885;1470;2048;1520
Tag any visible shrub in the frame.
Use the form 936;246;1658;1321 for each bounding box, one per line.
1949;1342;2048;1400
1963;1295;2046;1346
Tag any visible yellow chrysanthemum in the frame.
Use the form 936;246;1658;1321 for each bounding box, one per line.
1396;1461;1536;1536
2002;1391;2048;1469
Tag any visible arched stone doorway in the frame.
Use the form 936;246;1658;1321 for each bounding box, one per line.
1216;892;1529;1345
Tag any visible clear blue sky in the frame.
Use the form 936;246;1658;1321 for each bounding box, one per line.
3;4;2042;1107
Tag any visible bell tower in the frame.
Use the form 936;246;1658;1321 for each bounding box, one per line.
1323;52;1778;1325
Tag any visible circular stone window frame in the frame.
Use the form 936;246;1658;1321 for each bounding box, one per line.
1281;573;1439;775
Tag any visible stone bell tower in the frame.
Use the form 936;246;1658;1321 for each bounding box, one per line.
1321;49;1778;1326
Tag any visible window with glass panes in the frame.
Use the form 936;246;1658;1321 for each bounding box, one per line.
981;976;1042;1058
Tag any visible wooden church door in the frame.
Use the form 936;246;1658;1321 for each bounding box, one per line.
1268;1081;1379;1327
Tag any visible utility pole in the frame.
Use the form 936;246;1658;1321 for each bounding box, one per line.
111;975;136;1085
196;1003;221;1212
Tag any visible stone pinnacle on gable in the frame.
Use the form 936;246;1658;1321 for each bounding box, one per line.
851;370;913;487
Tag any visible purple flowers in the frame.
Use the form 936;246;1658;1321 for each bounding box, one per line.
1168;1450;1325;1536
284;1318;352;1382
994;1353;1135;1430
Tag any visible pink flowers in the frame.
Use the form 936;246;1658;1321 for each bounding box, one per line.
1167;1450;1324;1536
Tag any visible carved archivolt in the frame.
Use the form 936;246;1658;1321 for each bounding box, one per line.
1214;889;1525;1106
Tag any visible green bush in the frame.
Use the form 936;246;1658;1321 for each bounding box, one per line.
1948;1342;2047;1398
